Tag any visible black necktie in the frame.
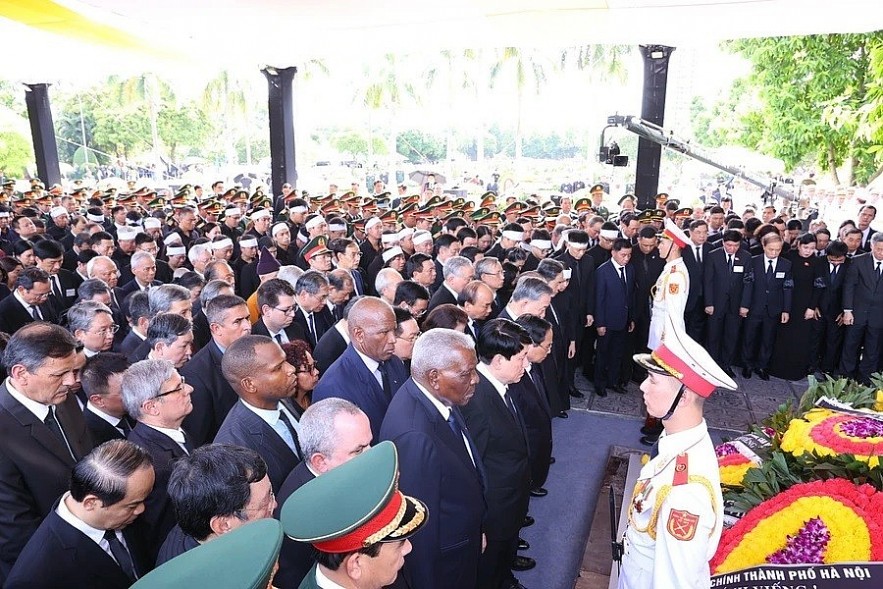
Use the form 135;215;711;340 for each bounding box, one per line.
104;530;137;581
618;266;626;287
831;265;837;281
307;313;317;343
277;410;303;457
117;417;132;437
503;390;517;419
352;270;364;296
274;333;283;344
30;305;41;321
766;260;774;280
378;361;393;400
181;430;195;454
44;407;75;460
876;262;882;281
695;246;702;263
727;255;733;272
447;409;486;487
51;275;62;299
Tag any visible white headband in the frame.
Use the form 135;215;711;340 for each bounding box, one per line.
163;233;183;246
563;269;573;280
531;239;552;250
502;230;524;242
143;218;161;229
398;227;415;239
239;237;258;248
289;205;308;214
224;206;241;217
117;228;138;241
305;215;326;230
412;231;433;245
0;212;10;218
382;246;404;263
381;233;399;245
271;222;289;236
212;238;233;250
365;217;382;230
600;229;620;240
328;222;347;232
87;213;105;223
166;245;186;256
50;206;68;218
250;209;272;221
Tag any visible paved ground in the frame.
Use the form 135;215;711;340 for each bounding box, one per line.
570;370;810;432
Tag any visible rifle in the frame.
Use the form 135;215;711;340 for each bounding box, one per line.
609;484;624;572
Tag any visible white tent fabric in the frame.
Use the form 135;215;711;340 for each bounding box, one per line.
2;0;882;79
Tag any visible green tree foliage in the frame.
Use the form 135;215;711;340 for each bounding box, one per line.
0;130;33;176
158;104;211;162
396;129;445;163
716;33;883;185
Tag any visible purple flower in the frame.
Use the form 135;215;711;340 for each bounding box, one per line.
766;517;830;565
716;443;739;457
839;417;883;439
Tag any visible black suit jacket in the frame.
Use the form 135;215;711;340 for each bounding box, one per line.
427;283;458;312
190;310;211;353
127;423;188;564
84;407;128;446
116;330;146;358
380;379;487;589
594;260;636;331
0;386;93;582
818;258;849;318
554;248;596;317
703;248;751;316
682;242;713;311
630;248;665;322
741;255;793;318
313;325;348;374
251;318;308;346
0;295;58;335
156;524;200;567
842;253;883;328
213;400;301;493
274;462;318;589
6;509;149;589
180;341;240;446
509;366;553;488
460;373;530;541
47;269;82;315
292;308;334;349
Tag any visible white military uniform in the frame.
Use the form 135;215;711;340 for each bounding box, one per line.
648;258;689;350
618;420;723;589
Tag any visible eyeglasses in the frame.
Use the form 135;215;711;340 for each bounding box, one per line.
296;363;318;374
480;270;501;277
273;306;297;315
397;332;421;343
155;376;187;398
91;324;120;336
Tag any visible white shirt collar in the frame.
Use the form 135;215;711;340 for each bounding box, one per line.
334;321;351;343
142;423;188;450
354;347;380;374
763;256;777;269
12;290;35;314
5;377;50;421
315;565;348;589
240;398;283;428
476;362;508;403
444;282;459;299
503;305;520;320
55;492;108;549
86;402;125;429
612;260;627;272
413;380;450;420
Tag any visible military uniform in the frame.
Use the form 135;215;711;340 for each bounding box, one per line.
648;258;689;350
619;421;723;589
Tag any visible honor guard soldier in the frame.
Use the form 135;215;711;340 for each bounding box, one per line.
618;315;737;589
281;441;428;589
131;519;283;589
648;219;690;350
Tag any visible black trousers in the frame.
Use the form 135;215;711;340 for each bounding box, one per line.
741;314;778;370
707;312;742;368
815;316;844;373
840;324;883;384
594;328;627;392
685;305;708;346
478;535;518;589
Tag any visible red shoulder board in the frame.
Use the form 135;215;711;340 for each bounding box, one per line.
673;453;689;486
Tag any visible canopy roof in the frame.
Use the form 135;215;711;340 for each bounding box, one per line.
2;0;882;79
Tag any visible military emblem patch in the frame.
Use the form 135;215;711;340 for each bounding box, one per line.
668;282;679;295
666;509;699;541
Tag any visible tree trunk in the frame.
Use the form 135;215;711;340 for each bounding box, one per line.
515;88;523;162
867;162;883;185
826;142;841;185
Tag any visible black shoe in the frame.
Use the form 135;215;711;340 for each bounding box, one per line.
549;456;556;464
612;385;627;394
511;556;536;571
640;424;663;436
518;537;530;550
557;411;568;419
506;583;528;589
640;435;659;446
521;515;535;528
530;487;548;497
595;387;608;397
741;367;752;379
757;369;770;381
722;365;736;378
569;388;585;399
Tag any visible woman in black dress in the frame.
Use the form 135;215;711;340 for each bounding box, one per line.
770;233;825;380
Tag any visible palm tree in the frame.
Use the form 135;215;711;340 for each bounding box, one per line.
106;74;171;178
489;48;551;163
425;49;477;162
202;71;249;166
355;54;418;164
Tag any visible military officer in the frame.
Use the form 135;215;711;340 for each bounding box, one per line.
648;218;690;350
281;441;428;589
619;315;737;589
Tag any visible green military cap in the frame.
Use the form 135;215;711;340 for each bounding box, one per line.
544;205;561;217
281;441;427;553
590;183;606;194
618;193;637;206
131;520;282;589
650;208;666;221
503;201;523;215
636;210;655;224
2;178;16;187
475;211;502;226
673;207;693;219
398;202;417;216
147;197;167;210
424;195;444;208
302;235;332;262
573;197;593;213
470;207;490;220
479;191;497;208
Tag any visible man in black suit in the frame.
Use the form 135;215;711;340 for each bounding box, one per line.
117;291;150;357
253;278;308;345
292;270;334;348
593;239;637;397
461;319;534;589
857;204;878;252
380;329;487;589
703;230;751;376
116;251;162;318
740;233;793;380
6;440;154;589
216;336;302;492
840;233;883;383
81;353;135;445
123;358;195;564
0;267;58;335
429;255;474;312
34;238;81;314
180;294;252;446
312;297;409;443
159;444;276;566
275;398;373;589
815;241;849;374
0;323;94;582
682;219;713;345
